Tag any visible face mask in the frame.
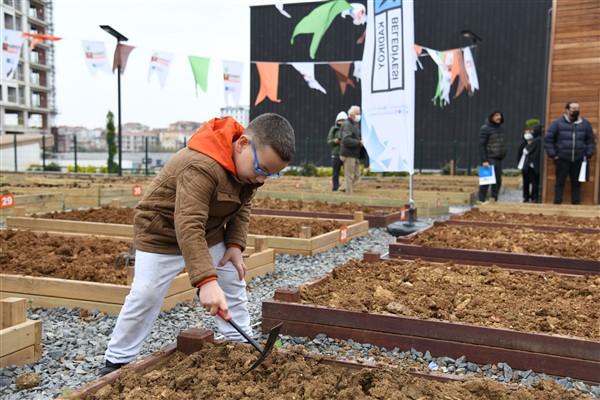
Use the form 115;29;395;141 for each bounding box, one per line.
571;110;580;119
524;133;534;140
354;115;361;123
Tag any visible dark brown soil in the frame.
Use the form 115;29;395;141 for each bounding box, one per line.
459;209;600;229
1;230;131;285
300;259;599;341
253;197;398;214
87;342;590;400
411;225;600;260
33;207;349;238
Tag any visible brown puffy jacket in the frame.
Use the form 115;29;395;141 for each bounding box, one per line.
133;118;259;287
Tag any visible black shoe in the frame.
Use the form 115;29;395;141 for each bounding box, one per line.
99;360;128;376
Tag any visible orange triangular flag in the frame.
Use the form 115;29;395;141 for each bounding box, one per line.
255;63;282;106
329;63;355;95
449;50;460;85
112;44;136;75
414;44;423;56
453;49;472;97
22;32;62;50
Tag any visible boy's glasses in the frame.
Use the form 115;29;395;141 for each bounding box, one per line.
248;137;281;178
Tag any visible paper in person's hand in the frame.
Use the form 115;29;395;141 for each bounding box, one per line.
479;166;496;185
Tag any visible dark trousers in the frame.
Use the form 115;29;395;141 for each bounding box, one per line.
478;160;503;202
522;168;540;203
554;158;583;204
331;156;342;191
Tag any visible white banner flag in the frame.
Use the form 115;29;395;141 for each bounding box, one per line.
462;46;479;92
148;50;174;88
361;0;415;173
81;40;112;76
222;60;244;107
291;62;327;94
2;29;24;80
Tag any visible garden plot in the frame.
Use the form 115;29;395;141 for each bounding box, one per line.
262;257;600;384
61;329;587;400
0;230;274;314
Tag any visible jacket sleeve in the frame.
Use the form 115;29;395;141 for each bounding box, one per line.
517;141;526;163
174;164;219;287
326;126;337;146
341;123;361;149
478;127;488;163
584;122;596;158
224;194;252;251
544;122;558;158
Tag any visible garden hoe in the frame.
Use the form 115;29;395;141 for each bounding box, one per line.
216;309;282;374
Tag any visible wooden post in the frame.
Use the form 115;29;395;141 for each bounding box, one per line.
354;211;364;223
450;160;455;176
362;252;381;263
274;287;301;303
1;298;27;330
254;236;268;253
177;328;214;355
111;199;121;208
299;226;312;238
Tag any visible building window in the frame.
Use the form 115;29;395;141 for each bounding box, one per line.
18;86;25;105
4;12;14;29
32;92;40;107
7;86;17;103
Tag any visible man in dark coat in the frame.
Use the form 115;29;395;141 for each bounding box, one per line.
478;108;507;202
339;105;363;193
544;100;596;204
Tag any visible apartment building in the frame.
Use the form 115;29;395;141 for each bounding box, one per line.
1;0;56;136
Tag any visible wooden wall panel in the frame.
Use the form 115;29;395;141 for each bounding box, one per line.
542;0;600;205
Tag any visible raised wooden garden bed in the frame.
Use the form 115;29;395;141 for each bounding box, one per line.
262;255;600;384
389;223;600;276
442;218;600;235
452;208;600;230
0;297;42;367
0;232;274;315
59;327;580;400
475;202;600;218
246;212;369;255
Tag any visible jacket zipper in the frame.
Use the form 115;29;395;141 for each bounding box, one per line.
571;126;576;162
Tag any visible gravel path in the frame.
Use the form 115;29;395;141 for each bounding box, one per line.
2;190;598;399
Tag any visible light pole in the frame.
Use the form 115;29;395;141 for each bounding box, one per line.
460;30;482;176
100;25;128;176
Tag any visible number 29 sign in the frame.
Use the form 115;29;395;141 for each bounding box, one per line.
1;193;15;208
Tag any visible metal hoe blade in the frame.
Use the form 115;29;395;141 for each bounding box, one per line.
243;323;283;375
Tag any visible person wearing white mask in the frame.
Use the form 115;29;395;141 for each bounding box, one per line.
339;105;363;193
517;123;542;203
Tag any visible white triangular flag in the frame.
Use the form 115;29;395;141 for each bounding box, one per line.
81;40;112;76
291;62;327;94
2;29;25;80
148;50;174;89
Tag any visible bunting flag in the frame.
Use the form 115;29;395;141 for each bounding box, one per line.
341;2;367;25
275;2;292;18
451;49;471;97
291;0;351;59
255;62;281;106
147;50;174;89
22;32;62;50
81;40;112;77
222;60;244;106
1;29;24;79
414;45;423;70
361;0;415;173
463;46;479;93
188;56;210;95
112;43;136;74
291;62;327;94
353;61;362;81
329;62;355;95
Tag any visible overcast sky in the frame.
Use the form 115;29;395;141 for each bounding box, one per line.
52;0;314;129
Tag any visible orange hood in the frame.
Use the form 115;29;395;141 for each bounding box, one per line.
187;117;245;174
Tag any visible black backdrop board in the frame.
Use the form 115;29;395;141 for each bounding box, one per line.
250;0;551;170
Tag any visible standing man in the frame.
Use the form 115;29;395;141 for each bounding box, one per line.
478;108;507;202
544;100;596;204
339;105;363;193
327;111;347;191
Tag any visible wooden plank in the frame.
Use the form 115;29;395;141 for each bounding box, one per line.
476;203;599;217
6;217;134;237
0;291;125;315
1;298;26;329
388;243;600;275
0;345;35;368
0;319;41;358
439;219;600;235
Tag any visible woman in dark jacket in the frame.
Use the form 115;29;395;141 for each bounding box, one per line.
517;124;542;202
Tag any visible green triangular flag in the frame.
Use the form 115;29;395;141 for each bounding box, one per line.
291;0;351;59
188;56;210;95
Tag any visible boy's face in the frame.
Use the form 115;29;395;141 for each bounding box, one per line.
233;135;288;184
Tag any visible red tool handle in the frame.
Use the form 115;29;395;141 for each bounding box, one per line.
217;308;232;322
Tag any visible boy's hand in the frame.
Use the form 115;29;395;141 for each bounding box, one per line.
219;246;247;281
198;280;228;316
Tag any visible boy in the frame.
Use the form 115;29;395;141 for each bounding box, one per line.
100;113;295;375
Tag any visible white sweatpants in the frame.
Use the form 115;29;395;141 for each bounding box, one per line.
104;243;250;364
